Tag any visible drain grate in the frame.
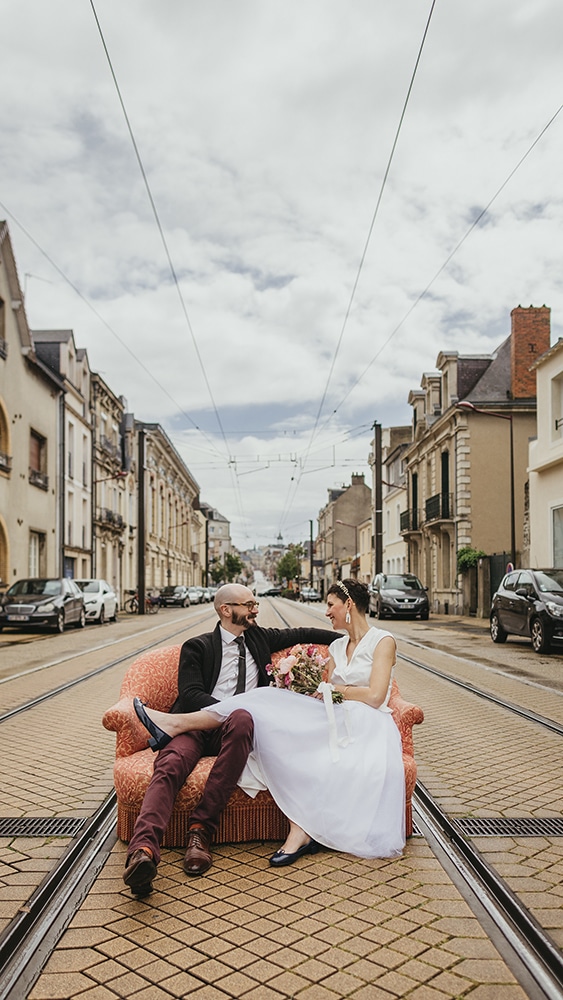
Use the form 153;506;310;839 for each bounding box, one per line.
455;816;563;837
0;817;86;837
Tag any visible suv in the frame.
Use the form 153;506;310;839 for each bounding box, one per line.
490;568;563;654
159;585;191;607
369;573;429;620
0;577;86;633
301;586;322;602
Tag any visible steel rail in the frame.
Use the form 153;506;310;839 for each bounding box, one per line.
413;783;563;1000
0;793;117;999
0;608;215;724
397;650;563;736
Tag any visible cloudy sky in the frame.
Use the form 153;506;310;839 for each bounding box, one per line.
2;0;562;548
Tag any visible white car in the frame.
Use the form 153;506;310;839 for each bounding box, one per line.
187;586;203;604
75;579;118;624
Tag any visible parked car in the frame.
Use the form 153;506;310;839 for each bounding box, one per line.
300;586;322;602
490;568;563;654
261;586;282;597
75;579;118;624
0;577;86;633
187;586;203;604
159;585;191;608
368;573;429;620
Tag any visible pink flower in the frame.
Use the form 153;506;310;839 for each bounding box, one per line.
277;655;296;675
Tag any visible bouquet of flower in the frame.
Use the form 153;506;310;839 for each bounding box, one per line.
266;644;343;703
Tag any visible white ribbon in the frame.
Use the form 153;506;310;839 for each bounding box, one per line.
317;682;353;762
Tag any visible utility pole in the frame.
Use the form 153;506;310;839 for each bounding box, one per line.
137;427;146;615
373;421;383;575
309;520;314;587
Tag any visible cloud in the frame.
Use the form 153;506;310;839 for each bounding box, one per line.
2;0;563;547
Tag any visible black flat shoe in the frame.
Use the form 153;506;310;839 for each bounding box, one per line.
269;839;320;867
133;697;173;752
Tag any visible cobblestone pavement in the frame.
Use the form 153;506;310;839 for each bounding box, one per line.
2;604;561;997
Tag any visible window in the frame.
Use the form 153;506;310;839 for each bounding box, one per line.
29;531;46;576
67;423;74;479
0;297;6;358
29;430;48;489
552;374;563;440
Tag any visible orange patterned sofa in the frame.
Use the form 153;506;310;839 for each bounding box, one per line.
102;644;424;846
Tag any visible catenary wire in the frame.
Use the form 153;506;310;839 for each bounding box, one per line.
278;98;563;536
277;0;437;536
302;0;438;464
314;99;563;435
0;201;228;466
88;0;232;461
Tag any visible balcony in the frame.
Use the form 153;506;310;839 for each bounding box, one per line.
400;508;421;533
425;492;454;523
29;468;49;490
0;338;7;360
100;435;121;460
98;508;125;530
0;451;11;473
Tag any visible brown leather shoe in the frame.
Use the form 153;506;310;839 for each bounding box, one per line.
123;848;156;897
184;825;212;875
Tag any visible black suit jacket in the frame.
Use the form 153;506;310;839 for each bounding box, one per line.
171;622;341;713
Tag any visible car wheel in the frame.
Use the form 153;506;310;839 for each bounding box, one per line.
376;603;384;619
98;606;105;625
368;606;375;618
183;598;190;607
420;611;429;621
531;617;551;654
76;608;86;628
490;612;508;643
55;611;65;633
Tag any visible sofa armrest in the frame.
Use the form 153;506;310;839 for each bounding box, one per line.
390;689;424;758
102;697;151;758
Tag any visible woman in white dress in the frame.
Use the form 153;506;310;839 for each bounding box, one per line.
135;579;406;865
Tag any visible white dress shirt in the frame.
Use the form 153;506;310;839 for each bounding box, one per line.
211;626;259;700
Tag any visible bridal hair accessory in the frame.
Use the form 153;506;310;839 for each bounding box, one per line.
336;580;350;599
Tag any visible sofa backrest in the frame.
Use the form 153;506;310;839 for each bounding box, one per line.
119;644;182;711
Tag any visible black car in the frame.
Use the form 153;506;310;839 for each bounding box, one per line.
159;585;191;607
368;573;429;620
490;568;563;654
261;586;282;597
0;577;86;633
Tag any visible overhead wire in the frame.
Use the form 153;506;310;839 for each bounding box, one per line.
277;0;437;536
88;0;249;534
314;98;563;433
0;199;227;465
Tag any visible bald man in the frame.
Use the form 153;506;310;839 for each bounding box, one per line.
124;583;339;897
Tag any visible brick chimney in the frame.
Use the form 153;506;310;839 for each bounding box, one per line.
510;305;550;398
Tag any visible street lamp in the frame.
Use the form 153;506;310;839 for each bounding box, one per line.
456;401;516;569
335;520;359;579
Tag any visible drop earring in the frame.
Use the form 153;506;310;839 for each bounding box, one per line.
345;608;351;624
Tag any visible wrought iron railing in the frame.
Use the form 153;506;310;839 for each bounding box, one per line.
0;451;11;473
29;468;49;490
425;492;454;522
400;508;421;532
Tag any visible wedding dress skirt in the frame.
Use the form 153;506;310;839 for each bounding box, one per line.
206;686;405;859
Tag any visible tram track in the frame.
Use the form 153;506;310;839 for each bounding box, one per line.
1;598;562;999
0;607;216;722
270;598;563;999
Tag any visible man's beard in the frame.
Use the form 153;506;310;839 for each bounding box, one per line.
231;609;257;628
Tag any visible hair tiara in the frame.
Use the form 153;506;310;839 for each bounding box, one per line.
336;580;351;599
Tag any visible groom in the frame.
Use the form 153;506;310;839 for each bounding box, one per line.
123;582;339;896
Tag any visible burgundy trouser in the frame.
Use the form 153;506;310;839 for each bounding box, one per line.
127;709;253;865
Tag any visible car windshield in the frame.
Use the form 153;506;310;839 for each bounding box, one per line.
535;570;563;593
7;579;62;596
160;588;175;596
76;581;100;593
382;575;423;591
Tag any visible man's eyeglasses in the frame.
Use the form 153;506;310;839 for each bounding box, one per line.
225;601;260;610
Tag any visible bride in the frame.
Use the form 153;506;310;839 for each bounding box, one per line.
135;579;406;864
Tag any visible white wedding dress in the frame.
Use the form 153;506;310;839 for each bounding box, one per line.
205;627;406;858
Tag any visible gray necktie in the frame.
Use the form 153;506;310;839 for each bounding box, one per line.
234;635;246;694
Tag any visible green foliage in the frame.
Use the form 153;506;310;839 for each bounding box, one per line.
223;552;244;582
457;546;487;573
277;547;302;583
209;559;224;585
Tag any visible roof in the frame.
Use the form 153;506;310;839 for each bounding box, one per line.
462;336;511;403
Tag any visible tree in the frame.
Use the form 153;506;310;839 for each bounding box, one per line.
277;546;302;584
209;559;224;585
223;552;243;582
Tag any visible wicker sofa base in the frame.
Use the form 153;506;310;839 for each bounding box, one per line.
117;790;290;847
